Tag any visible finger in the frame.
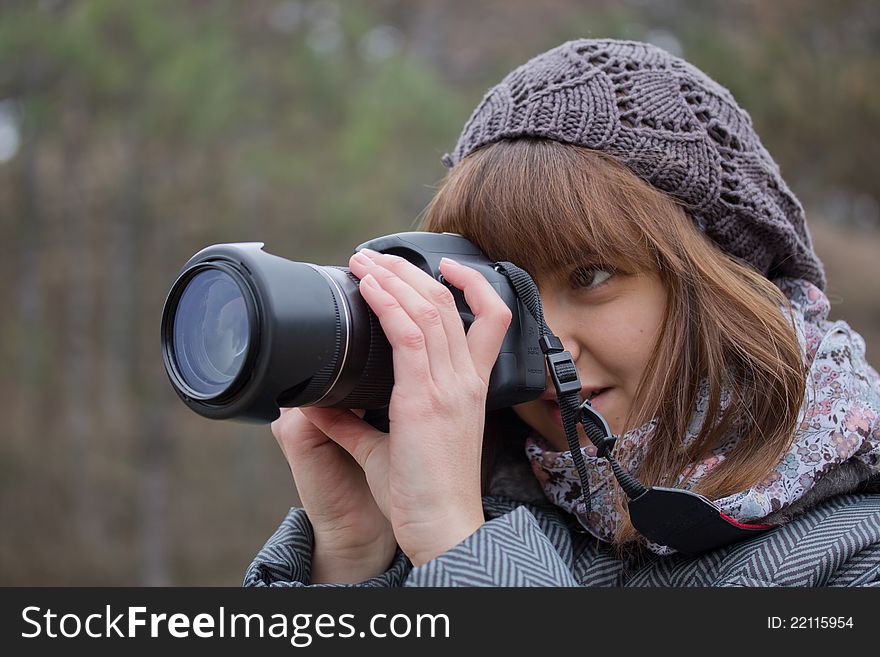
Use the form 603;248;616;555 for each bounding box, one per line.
351;250;470;373
436;258;513;385
299;406;385;472
350;251;456;381
353;270;440;391
278;404;354;418
271;406;295;437
272;407;319;447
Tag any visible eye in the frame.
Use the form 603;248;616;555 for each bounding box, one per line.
569;266;613;290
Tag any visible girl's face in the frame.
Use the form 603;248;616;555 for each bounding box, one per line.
511;265;667;450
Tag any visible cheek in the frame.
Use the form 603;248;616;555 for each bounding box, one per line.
511;400;554;436
595;301;664;377
511;400;541;427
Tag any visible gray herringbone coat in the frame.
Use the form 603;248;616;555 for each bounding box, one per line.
243;493;880;587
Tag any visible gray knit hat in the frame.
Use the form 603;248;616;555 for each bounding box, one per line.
442;39;826;289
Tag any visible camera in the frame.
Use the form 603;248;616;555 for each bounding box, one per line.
160;231;547;424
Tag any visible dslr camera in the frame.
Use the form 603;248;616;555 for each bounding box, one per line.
160;231;547;425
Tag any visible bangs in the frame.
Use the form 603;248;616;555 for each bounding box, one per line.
420;139;676;284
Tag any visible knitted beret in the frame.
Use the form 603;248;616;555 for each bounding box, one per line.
442;39;826;289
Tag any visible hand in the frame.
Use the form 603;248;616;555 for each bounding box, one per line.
271;406;397;583
299;248;513;566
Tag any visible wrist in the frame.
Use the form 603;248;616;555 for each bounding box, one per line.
311;530;398;584
405;505;485;567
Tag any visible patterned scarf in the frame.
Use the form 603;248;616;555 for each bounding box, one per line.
525;278;880;554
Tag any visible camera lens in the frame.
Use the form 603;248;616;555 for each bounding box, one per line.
172;268;251;397
161;235;525;423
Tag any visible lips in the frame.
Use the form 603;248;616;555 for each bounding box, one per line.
546;388;611;427
538;386;609;402
585;387;610;401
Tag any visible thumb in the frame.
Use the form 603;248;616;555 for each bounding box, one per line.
299;406;385;470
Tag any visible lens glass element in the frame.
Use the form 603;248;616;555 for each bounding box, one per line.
173;269;250;396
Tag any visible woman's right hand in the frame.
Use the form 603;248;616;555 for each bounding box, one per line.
271;406;398;584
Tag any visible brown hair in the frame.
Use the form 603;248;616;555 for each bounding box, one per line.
417;138;807;546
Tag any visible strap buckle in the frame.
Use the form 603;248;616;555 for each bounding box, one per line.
540;335;581;396
547;352;581;396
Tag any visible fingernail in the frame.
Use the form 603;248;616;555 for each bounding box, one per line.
361;248;379;258
361;273;380;289
352;251;371;265
440;257;460;267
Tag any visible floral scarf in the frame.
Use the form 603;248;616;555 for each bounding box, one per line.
525;277;880;555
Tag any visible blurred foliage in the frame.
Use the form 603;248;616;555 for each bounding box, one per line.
0;0;877;584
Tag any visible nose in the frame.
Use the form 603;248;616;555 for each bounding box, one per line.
538;292;581;363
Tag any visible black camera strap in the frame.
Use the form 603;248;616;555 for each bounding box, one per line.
491;262;600;517
493;261;773;555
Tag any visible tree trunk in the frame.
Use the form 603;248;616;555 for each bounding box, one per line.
62;96;100;544
134;146;174;586
15;97;44;444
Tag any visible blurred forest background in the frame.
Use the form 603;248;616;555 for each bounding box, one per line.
1;0;878;585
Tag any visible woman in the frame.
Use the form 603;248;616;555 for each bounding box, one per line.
245;39;880;587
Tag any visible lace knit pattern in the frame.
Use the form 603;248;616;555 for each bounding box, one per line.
442;38;825;289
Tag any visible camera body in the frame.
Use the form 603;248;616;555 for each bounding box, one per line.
161;231;546;423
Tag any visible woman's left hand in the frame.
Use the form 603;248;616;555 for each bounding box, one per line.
300;248;512;566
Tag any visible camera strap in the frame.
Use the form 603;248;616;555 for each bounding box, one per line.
492;261;773;555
